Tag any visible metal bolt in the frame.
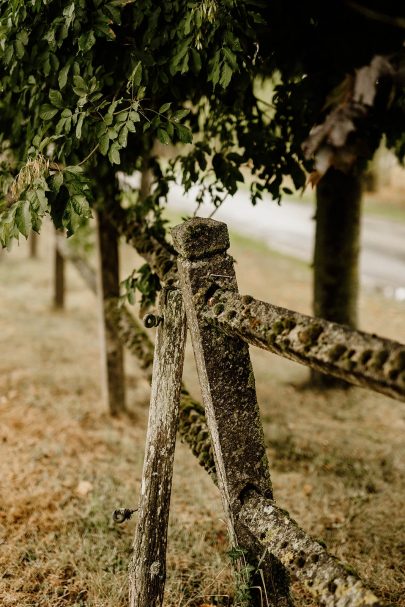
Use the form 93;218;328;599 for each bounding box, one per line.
143;314;164;329
112;508;138;524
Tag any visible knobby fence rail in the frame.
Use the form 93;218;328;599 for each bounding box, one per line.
51;215;404;607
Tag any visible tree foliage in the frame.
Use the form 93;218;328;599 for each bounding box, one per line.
0;0;262;244
1;0;405;252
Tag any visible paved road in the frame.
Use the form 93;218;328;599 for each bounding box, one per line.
167;184;405;300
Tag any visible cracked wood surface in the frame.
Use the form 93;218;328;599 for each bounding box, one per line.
129;290;187;607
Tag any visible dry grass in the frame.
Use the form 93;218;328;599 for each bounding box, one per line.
0;220;404;606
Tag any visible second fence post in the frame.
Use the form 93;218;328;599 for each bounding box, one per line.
54;229;65;309
96;210;126;415
172;217;292;607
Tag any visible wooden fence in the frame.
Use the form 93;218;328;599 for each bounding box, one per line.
51;215;404;607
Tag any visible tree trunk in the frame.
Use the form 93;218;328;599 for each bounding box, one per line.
96;209;126;415
139;157;152;202
54;231;65;309
312;167;362;387
29;231;38;258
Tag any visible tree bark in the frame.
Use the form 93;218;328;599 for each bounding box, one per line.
54;230;65;309
312;168;362;387
96;210;126;415
29;231;38;259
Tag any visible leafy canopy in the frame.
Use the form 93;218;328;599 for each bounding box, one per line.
1;0;405;249
0;0;265;245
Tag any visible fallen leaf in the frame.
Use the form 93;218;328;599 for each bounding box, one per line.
76;480;93;496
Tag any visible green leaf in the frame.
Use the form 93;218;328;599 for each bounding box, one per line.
173;109;190;122
76;113;85;139
78;31;96;53
72;195;91;216
72;75;87;97
15;200;32;238
49;89;64;109
39;104;59;121
108;143;121;165
157;128;170;145
129;111;140;122
190;48;202;72
159;102;171;114
15;39;25;59
58;64;70;89
64;165;84;175
104;113;113;126
99;133;110;155
166;122;174;137
220;63;233;89
175;123;192;144
128;61;142;87
223;47;238;70
116;111;128;123
118;125;128;147
50;172;64;193
126;120;136;133
108;127;118;140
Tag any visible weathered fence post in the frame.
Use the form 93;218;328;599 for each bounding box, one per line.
129;289;187;607
54;229;65;309
29;231;38;259
172;218;291;607
96;210;126;415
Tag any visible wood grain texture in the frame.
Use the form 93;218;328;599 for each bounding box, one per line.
129;289;187;607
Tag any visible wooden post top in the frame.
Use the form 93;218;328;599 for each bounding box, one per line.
171;217;230;259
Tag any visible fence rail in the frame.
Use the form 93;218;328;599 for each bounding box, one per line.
203;290;405;402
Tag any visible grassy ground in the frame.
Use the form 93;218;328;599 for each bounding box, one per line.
0;220;404;607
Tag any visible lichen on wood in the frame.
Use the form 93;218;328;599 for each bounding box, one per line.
240;491;384;607
203;290;405;402
129;289;187;607
104;298;154;376
173;217;292;607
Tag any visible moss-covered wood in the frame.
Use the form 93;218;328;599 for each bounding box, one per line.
240;491;383;607
204;291;405;402
129;290;187;607
173;217;292;607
